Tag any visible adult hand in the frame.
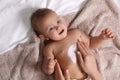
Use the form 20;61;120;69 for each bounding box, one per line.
76;40;103;80
54;61;70;80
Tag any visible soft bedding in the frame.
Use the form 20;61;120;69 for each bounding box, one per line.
0;0;87;54
0;0;120;80
0;0;119;55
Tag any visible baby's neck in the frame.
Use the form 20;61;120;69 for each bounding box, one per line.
44;39;53;46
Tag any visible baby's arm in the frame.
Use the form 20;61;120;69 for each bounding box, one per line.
90;28;115;49
42;46;56;75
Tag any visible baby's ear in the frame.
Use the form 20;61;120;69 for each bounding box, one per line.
39;35;46;40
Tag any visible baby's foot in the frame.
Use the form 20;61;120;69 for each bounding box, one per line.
101;28;115;39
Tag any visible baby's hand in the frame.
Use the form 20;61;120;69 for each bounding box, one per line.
47;58;56;69
42;58;57;74
101;28;115;40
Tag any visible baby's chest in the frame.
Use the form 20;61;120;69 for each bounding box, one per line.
54;34;84;64
54;42;78;65
67;43;77;63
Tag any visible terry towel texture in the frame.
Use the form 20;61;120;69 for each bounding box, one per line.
0;0;120;80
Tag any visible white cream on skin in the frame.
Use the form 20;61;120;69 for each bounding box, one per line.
68;43;77;63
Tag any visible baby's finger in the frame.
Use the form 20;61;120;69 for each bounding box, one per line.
49;58;56;63
48;59;53;64
48;59;56;67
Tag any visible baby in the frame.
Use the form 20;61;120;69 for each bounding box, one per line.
31;8;115;80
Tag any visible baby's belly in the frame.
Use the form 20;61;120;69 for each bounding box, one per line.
59;44;86;79
67;43;87;79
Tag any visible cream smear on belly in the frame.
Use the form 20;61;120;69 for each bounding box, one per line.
68;43;77;63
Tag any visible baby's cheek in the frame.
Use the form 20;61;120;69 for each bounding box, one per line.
61;22;67;27
50;32;59;40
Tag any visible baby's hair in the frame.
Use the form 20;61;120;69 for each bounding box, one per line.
31;8;54;36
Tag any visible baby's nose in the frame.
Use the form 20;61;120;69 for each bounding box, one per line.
55;26;59;30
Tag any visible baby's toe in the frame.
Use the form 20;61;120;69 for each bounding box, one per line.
107;31;112;35
109;33;113;37
109;33;115;39
105;28;109;32
102;30;106;34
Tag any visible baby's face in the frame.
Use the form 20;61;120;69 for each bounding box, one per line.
38;12;68;40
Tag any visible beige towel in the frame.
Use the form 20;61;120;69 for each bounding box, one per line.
0;0;120;80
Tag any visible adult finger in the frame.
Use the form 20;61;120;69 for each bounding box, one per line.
78;41;91;55
76;51;84;66
77;41;87;56
55;62;64;80
82;41;89;49
82;42;94;56
82;42;91;54
64;70;70;80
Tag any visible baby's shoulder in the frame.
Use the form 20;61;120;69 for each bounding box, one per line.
44;43;54;52
69;28;82;35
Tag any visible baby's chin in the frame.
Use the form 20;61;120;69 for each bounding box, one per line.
60;33;67;40
53;36;66;41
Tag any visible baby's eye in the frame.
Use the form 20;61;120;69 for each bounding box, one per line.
57;20;61;24
49;26;55;31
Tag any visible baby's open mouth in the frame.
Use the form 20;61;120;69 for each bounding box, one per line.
59;29;64;35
